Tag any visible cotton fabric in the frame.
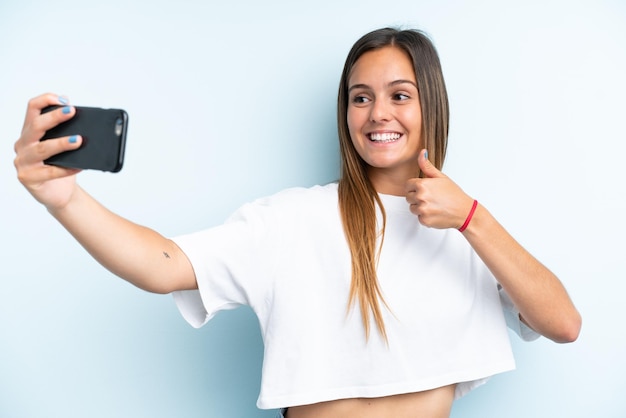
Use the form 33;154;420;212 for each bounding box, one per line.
172;183;537;409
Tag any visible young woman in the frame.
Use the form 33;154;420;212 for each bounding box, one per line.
13;28;581;418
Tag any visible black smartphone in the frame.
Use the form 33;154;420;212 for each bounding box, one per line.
41;105;129;172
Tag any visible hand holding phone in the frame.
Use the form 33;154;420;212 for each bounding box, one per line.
41;105;129;172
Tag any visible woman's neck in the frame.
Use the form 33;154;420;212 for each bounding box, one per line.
367;167;419;196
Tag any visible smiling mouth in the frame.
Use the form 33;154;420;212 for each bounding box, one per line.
368;132;401;143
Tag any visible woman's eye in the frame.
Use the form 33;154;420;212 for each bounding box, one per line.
353;95;370;104
393;93;410;101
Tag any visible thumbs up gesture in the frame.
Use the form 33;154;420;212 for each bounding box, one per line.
405;149;476;230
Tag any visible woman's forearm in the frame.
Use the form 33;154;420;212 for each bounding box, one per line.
462;204;581;343
48;185;196;294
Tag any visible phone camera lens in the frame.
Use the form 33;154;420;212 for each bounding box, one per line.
115;118;123;136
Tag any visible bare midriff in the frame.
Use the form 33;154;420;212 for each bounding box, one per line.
285;384;456;418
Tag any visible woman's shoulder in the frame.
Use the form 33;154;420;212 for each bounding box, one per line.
227;182;339;224
254;182;338;207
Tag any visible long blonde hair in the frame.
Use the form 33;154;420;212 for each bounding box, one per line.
337;28;450;340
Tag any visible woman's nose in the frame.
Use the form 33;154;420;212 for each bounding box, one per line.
369;99;392;123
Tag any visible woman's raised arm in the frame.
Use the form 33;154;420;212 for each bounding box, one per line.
14;93;197;294
406;149;581;343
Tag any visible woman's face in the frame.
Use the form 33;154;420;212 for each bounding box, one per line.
347;46;423;193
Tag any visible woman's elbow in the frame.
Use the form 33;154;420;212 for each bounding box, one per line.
552;311;582;344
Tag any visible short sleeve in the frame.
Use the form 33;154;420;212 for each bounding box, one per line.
172;288;212;328
498;285;541;341
170;200;277;328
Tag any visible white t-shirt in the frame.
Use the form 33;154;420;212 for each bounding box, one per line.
172;183;538;409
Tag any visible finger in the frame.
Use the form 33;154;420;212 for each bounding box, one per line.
404;179;425;206
16;135;83;167
418;149;445;179
20;95;75;145
404;177;419;194
408;204;419;218
23;93;70;130
22;104;77;146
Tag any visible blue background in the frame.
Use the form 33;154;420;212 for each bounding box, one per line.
1;0;625;417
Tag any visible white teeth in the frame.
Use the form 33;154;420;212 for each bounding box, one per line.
369;132;401;142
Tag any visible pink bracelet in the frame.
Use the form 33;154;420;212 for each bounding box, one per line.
458;199;478;232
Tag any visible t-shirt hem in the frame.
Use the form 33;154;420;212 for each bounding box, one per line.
256;361;516;409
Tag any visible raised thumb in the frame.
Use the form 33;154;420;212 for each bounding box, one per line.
418;149;444;178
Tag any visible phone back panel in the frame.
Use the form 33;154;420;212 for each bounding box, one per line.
42;106;128;172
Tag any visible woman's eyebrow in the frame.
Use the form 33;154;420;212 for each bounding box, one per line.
389;79;418;89
348;79;418;93
348;83;370;93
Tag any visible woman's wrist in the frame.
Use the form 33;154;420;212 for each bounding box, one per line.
458;199;478;232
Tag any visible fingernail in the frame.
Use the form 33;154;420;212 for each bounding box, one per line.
424;150;429;160
58;96;69;105
69;135;78;144
62;106;71;114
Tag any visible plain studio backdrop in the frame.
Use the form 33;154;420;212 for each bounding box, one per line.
1;0;624;417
